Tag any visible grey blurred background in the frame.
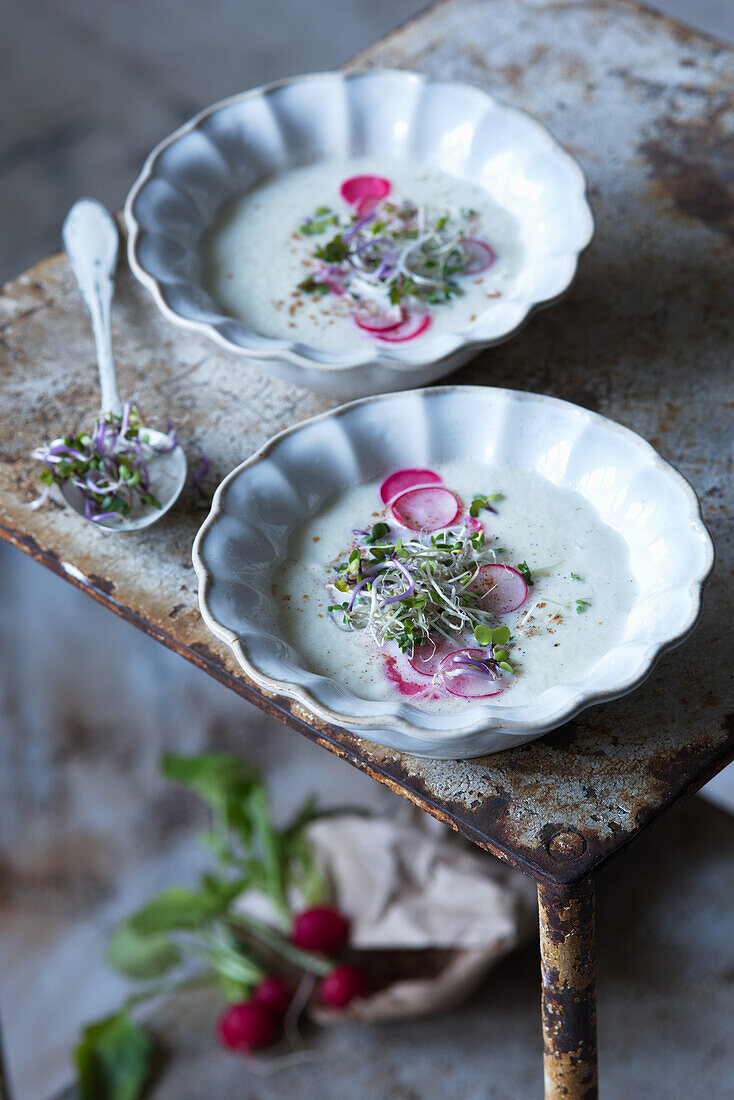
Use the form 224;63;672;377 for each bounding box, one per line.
1;1;733;1098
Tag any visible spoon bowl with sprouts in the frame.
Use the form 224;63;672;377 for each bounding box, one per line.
33;199;187;532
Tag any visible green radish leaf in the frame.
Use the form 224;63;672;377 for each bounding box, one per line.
162;753;257;808
492;626;511;646
75;1012;153;1100
162;753;263;849
244;784;288;917
106;924;181;980
128;882;244;936
217;972;251;1003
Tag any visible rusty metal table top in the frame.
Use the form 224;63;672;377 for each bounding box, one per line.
1;0;732;889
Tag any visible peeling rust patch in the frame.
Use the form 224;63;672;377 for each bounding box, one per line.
87;573;115;596
187;640;228;671
641;112;734;238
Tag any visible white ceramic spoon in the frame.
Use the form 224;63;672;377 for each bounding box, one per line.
61;198;187;532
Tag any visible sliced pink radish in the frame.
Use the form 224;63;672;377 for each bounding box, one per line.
462;515;484;534
376;311;431;343
391;486;460;531
460;237;497;275
384;654;442;700
340;175;391;206
439;648;507;699
408;638;454;677
472;564;529;615
356;194;383;217
380;467;442;505
353;304;405;334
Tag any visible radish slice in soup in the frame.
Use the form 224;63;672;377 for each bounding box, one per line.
391;486;460;531
356;194;383;217
460;238;496;275
472;564;529;614
376;312;431;343
380;468;442;505
408;638;453;677
353;305;405;334
340;175;391;205
439;649;506;699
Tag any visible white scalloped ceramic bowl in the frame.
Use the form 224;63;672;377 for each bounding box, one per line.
125;70;593;399
192;387;713;759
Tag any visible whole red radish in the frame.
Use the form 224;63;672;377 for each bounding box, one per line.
320;964;368;1008
217;1001;278;1052
253;976;293;1017
292;906;350;953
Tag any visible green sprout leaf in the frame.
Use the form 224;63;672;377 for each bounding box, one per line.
517;561;534;587
364;522;390;544
469;492;503;517
576;599;591;614
498;661;514;674
491;625;511;646
473;624;494;647
314;233;349;264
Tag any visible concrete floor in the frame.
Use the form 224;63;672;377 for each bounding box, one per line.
1;1;734;1098
55;798;734;1100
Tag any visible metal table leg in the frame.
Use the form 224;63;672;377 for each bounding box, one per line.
0;1012;12;1100
538;880;598;1100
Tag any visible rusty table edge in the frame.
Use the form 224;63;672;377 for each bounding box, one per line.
4;517;732;889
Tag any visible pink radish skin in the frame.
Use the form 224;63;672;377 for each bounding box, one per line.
376;312;431;343
340;175;391;205
353;305;405;334
380;468;442;505
460;238;497;275
391;486;460;532
472;564;529;615
439;648;507;699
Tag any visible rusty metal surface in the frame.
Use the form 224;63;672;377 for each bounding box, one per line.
538;881;598;1099
1;0;733;888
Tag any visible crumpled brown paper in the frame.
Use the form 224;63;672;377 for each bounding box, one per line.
304;812;537;1022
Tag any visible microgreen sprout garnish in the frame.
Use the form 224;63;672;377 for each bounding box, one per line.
327;525;515;655
470;624;515;674
517;560;534;587
570;572;582;581
469;492;502;518
32;403;177;522
299;205;339;235
576;599;591;614
296;184;496;337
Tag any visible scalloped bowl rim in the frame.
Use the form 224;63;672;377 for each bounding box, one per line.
125;69;595;374
192;386;714;746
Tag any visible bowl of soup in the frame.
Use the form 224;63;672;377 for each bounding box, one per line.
192;386;713;759
125;70;593;399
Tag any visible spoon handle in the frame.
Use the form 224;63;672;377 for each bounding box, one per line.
62;198;122;417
